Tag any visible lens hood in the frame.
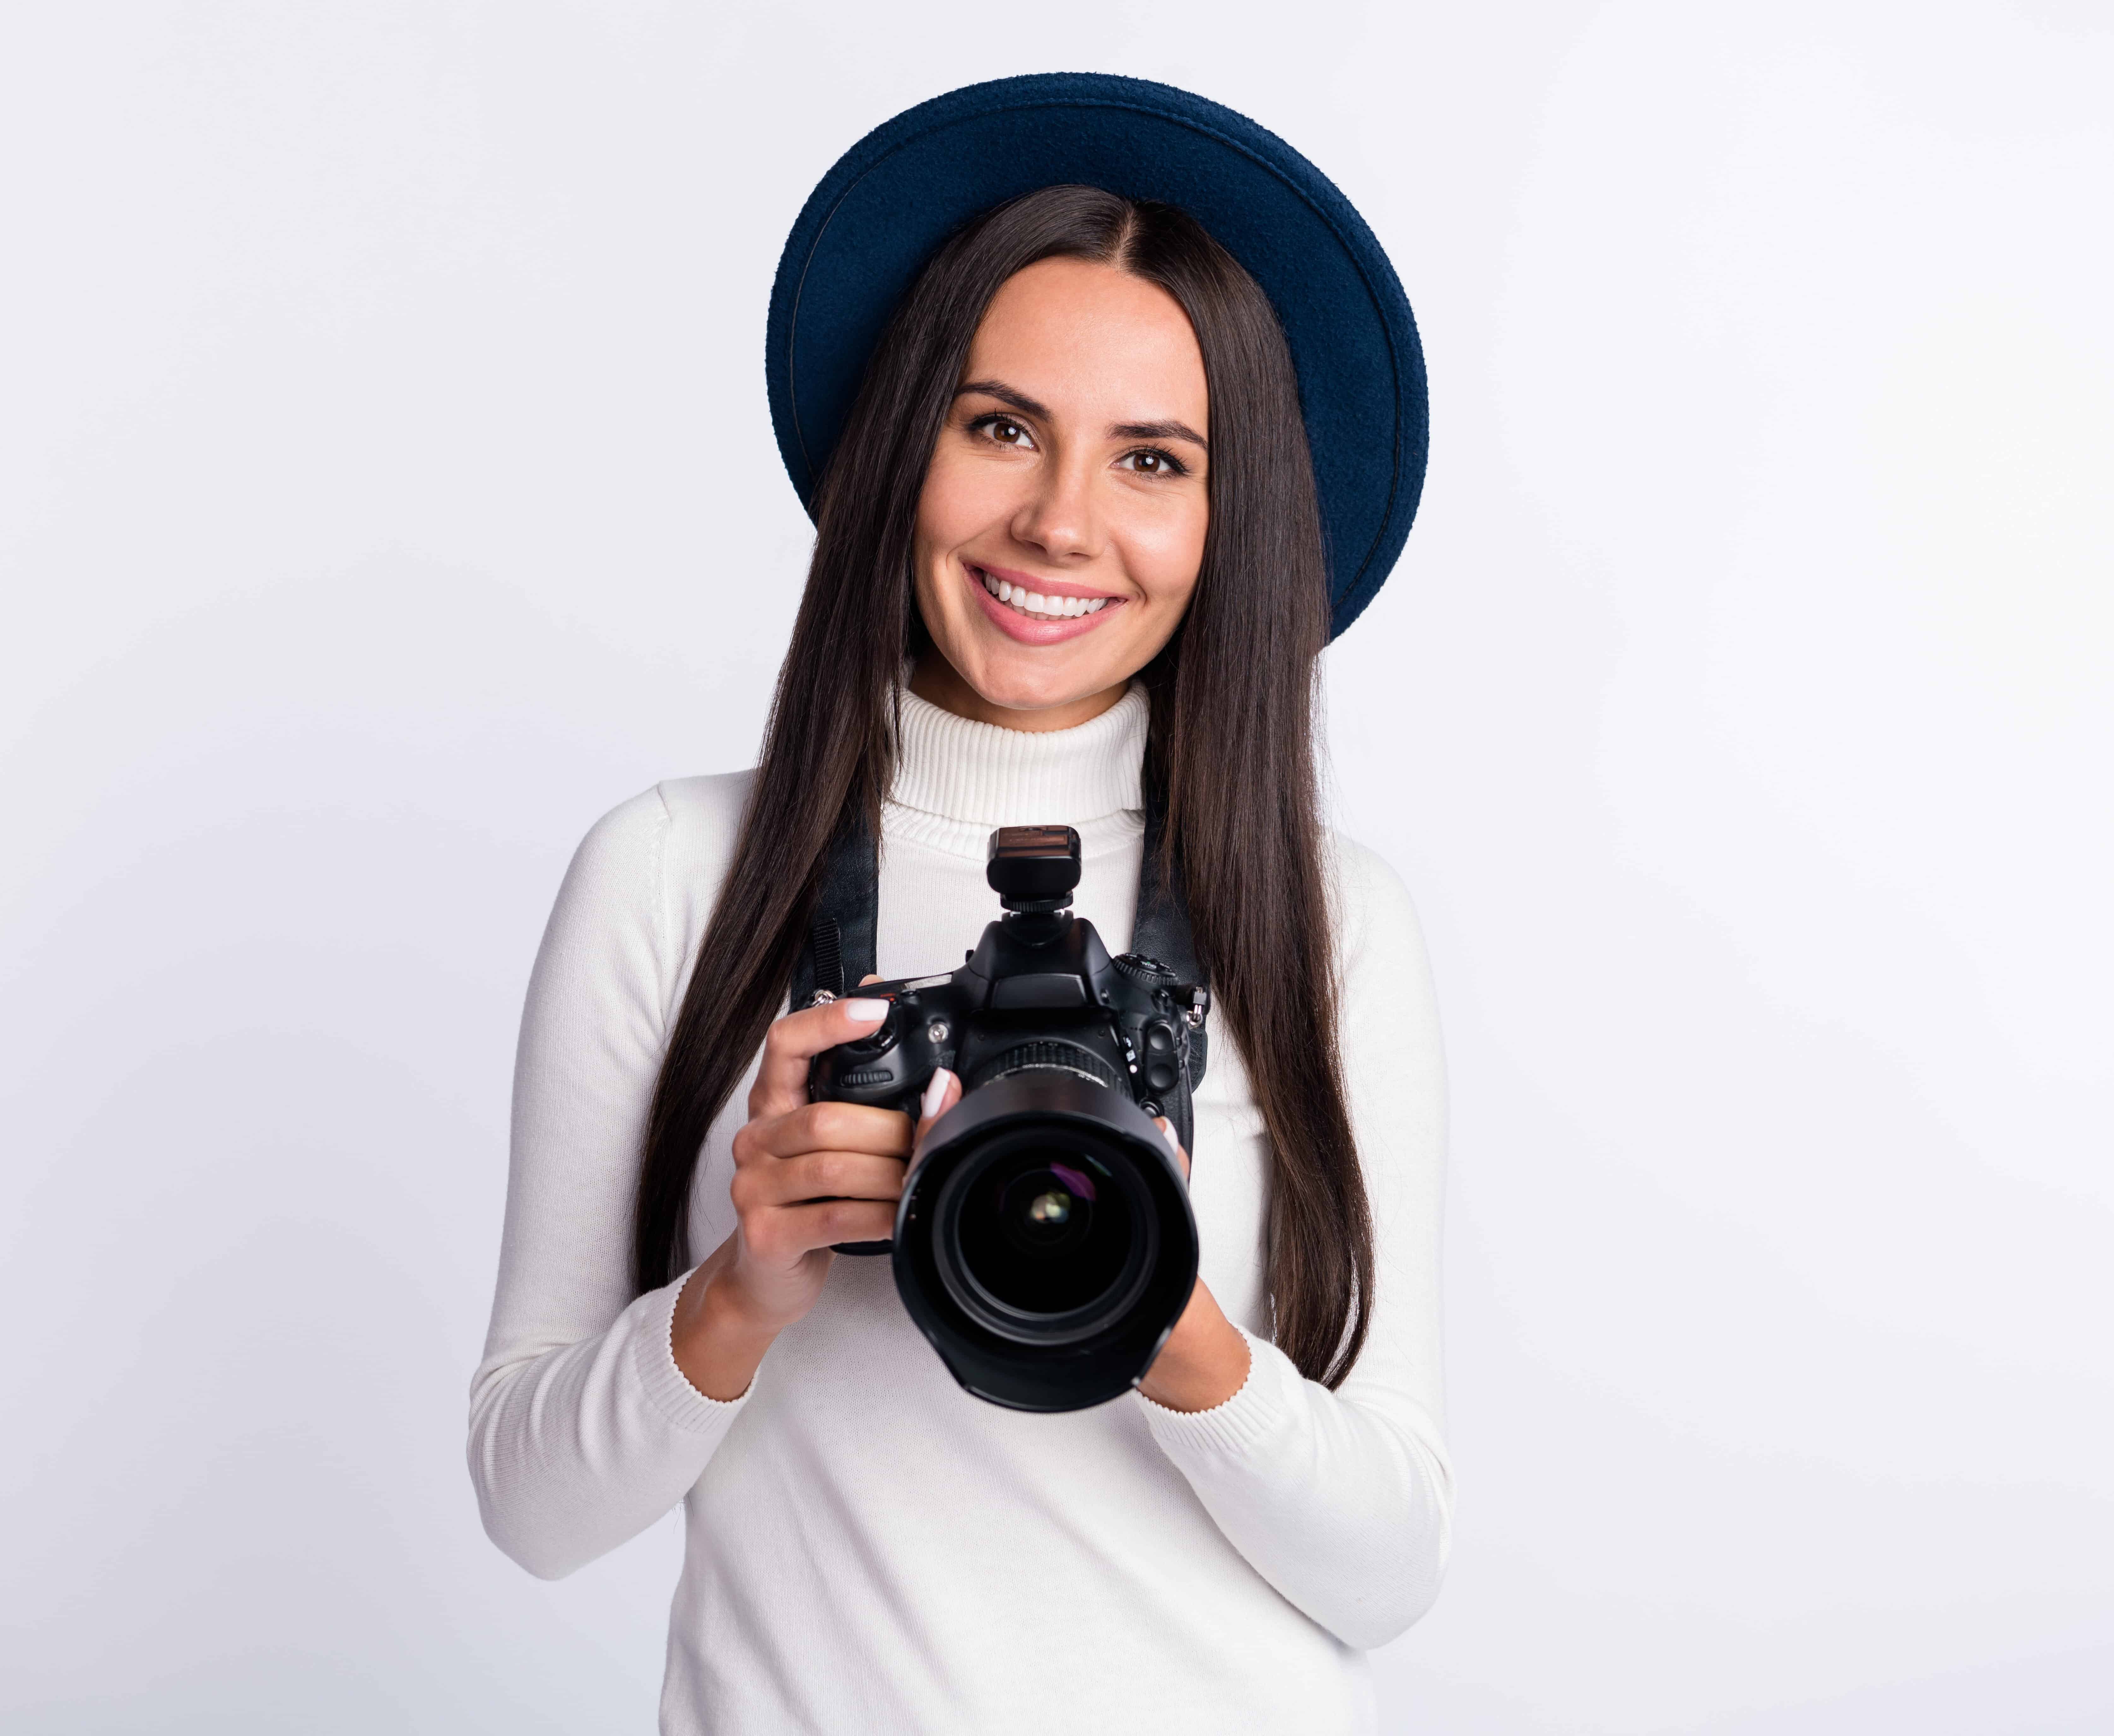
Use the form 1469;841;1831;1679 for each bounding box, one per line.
892;1071;1199;1412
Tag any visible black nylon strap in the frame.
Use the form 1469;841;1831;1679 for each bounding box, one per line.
787;812;878;1009
1130;785;1198;986
807;915;844;1001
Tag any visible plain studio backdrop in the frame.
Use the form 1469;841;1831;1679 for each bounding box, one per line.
3;3;2109;1731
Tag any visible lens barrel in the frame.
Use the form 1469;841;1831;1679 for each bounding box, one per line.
893;1071;1198;1412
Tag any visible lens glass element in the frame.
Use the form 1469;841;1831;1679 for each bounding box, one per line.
953;1141;1136;1323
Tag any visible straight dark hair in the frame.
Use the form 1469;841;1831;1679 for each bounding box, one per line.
634;185;1374;1385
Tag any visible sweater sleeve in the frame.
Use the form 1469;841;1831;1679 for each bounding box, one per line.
1137;837;1453;1649
467;788;749;1581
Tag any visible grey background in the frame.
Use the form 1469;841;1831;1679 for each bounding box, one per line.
3;2;2109;1730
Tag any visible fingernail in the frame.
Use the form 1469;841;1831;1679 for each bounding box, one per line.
1155;1116;1181;1158
920;1067;955;1120
842;998;889;1022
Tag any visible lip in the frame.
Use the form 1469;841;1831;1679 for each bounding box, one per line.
961;559;1128;646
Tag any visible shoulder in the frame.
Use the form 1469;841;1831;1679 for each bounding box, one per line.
1326;832;1447;1180
1324;830;1434;990
569;770;753;868
556;769;756;927
651;769;757;872
539;771;758;1023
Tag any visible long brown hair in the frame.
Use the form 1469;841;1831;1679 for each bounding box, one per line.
635;185;1374;1386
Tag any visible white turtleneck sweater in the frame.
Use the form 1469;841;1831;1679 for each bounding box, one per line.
469;687;1452;1735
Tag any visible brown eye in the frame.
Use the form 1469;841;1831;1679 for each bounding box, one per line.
967;412;1039;451
1120;447;1185;477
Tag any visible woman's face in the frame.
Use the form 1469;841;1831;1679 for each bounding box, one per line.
910;256;1210;730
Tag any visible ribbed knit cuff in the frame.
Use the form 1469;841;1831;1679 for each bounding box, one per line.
629;1268;754;1432
1135;1326;1293;1459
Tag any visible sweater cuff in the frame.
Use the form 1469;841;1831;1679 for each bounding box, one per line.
628;1267;753;1433
1135;1326;1294;1459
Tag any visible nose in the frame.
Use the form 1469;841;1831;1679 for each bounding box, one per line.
1008;451;1100;564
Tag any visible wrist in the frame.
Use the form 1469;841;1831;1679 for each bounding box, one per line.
704;1266;786;1339
1136;1282;1251;1412
671;1264;782;1402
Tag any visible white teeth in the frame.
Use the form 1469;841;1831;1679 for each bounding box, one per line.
978;568;1110;620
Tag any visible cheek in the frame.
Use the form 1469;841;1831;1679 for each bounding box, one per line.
911;465;970;631
1123;498;1210;608
916;451;1016;570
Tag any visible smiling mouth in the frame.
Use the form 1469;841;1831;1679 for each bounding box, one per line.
972;566;1114;621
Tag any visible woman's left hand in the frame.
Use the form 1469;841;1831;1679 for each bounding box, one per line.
1135;1120;1253;1412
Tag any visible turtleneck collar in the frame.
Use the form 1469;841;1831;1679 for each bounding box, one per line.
887;683;1148;852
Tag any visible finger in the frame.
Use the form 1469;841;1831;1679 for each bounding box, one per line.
904;1069;963;1186
750;1099;915;1160
1153;1116;1191;1180
750;995;891;1119
859;974;881;986
750;1197;899;1259
746;1150;909;1208
914;1067;962;1143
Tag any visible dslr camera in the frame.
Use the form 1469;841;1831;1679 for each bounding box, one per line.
810;825;1210;1412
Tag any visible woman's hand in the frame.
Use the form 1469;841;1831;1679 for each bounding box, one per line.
670;992;961;1401
1135;1120;1253;1413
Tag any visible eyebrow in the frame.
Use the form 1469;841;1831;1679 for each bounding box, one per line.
1108;418;1208;450
956;379;1051;421
955;380;1209;452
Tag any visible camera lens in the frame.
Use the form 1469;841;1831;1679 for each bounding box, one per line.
893;1069;1199;1410
935;1131;1156;1344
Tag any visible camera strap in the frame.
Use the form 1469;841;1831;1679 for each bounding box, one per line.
1134;790;1212;1150
789;785;1211;1142
788;811;880;1012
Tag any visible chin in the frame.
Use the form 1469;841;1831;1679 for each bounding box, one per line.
963;649;1120;717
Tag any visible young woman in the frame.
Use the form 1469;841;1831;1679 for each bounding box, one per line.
471;76;1450;1735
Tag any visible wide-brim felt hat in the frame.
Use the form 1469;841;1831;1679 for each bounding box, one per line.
765;73;1426;640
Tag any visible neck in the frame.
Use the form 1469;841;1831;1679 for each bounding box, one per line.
908;651;1131;734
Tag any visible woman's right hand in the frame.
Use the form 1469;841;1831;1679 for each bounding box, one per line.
669;994;960;1401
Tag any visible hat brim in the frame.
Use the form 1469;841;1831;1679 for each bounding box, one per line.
766;73;1426;640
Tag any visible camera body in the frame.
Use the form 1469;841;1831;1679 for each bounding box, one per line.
810;825;1210;1134
808;824;1211;1412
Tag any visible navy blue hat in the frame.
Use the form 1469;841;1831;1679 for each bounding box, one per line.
765;73;1426;639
